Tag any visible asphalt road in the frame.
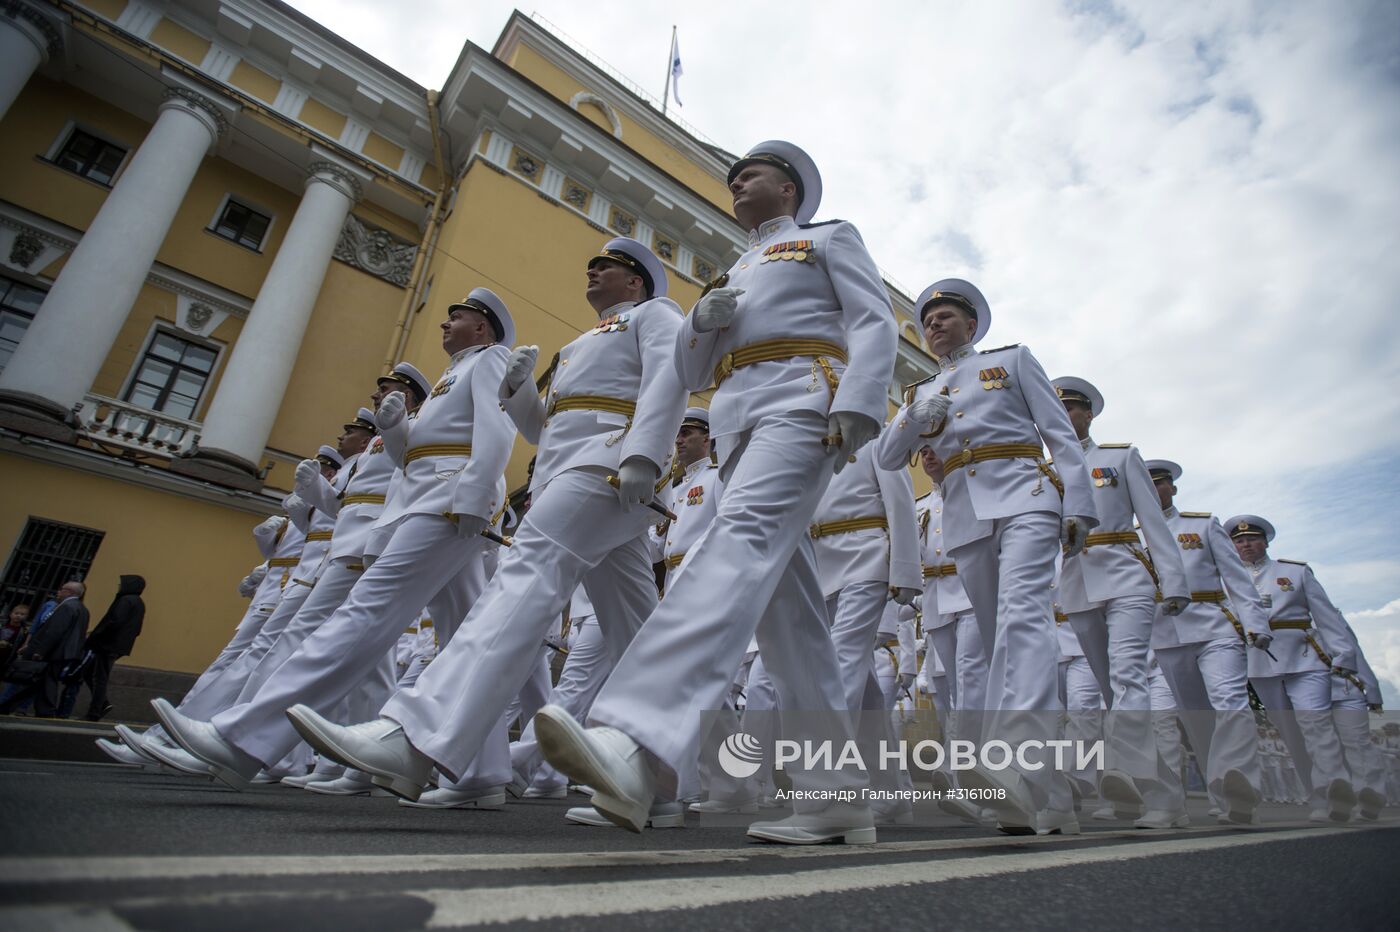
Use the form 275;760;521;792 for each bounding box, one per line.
2;759;1397;930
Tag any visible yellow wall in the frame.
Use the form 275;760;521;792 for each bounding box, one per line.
148;17;211;66
82;0;128;19
297;97;348;139
504;44;733;214
363;132;404;171
0;455;265;674
227;60;282;104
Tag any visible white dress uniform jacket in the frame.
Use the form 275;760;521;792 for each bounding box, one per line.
376;344;514;528
1058;441;1187;612
876;343;1097;549
504;298;685;489
1247;558;1357;677
810;443;921;599
659;458;725;579
254;517;306;613
915;488;972;621
1150;507;1270;649
288;456;357;584
674;216;894;456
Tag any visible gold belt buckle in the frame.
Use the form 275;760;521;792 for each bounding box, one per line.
717;352;735;382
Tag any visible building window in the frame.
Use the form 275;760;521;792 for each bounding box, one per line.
123;329;218;420
0;275;46;372
0;517;105;618
211;199;272;251
52;128;127;186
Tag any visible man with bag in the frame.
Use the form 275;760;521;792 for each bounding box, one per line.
0;581;89;717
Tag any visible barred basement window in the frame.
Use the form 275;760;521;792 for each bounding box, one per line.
53;128;127;186
0;518;105;617
211;199;272;251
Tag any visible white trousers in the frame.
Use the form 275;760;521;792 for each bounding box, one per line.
504;645;554;733
589;411;865;806
827;581;908;802
382;467;657;782
732;654;780;801
1251;671;1351;809
952;511;1069;811
512;615;612;790
1155;637;1262;800
1058;656;1102;792
1331;681;1386;795
148;600;273;744
213;514;491;770
1148;662;1186;806
928;610;987;784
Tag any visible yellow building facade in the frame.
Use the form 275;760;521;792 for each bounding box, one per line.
0;1;935;675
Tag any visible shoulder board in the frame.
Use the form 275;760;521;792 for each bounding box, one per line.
1179;511;1212;518
704;461;719;471
798;219;843;228
1098;443;1131;449
1278;558;1308;566
902;374;938;406
978;343;1020;354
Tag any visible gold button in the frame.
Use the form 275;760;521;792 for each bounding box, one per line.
952;387;960;394
963;438;971;446
935;548;942;555
935;507;941;513
740;263;749;269
968;468;977;476
955;411;964;418
934;528;940;534
947;365;957;371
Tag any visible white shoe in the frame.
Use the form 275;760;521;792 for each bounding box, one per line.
566;802;683;828
1135;808;1190;829
961;766;1035;835
571;783;594;796
115;724;166;764
1036;809;1081;835
758;795;784;809
872;799;914;826
534;705;655;833
142;741;216;777
1308;808;1331;823
505;768;530;799
304;773;386;796
746;803;876;845
1222;769;1260;825
522;784;568;799
1358;787;1385;821
1090;805;1117;821
151;699;259;789
251;770;289;784
1099;770;1145;814
1326;779;1355;823
280;773;322;789
400;786;507;809
95;738;159;770
930;772;982;825
285;708;431;802
688;797;760;814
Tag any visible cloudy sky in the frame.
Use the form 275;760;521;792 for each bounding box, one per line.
284;0;1400;700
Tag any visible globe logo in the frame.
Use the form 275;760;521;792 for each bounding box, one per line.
717;732;764;779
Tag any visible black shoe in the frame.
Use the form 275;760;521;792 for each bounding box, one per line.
87;702;114;722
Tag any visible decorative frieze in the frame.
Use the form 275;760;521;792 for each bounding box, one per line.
333;214;417;287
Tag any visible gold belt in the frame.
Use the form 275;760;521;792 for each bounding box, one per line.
713;339;847;388
923;564;957;578
346;563;365;572
1270;619;1311;630
290;577;315;588
942;443;1045;473
664;552;685;570
304;530;333;542
1084;531;1141;547
1054;610;1069;624
268;557;300;567
810;516;888;538
545;395;637;418
404;444;472;464
880;638;900;650
1191;590;1226;602
342;494;386;506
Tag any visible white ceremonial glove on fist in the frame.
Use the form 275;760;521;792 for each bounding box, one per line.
1061;516;1090;558
237;565;268;597
293;458;321;493
454;514;488;540
910;394;951;425
1249;632;1273;652
503;345;539;395
828;411;878;474
1161;596;1188;617
376;391;406;430
690;287;744;333
893;587;920;606
616;456;659;512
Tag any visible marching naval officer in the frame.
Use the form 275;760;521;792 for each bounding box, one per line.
876;280;1096;835
154;289;516;790
1228;515;1357;822
287;237;687;815
1051;376;1190;829
535;140;897;844
1144;459;1270;825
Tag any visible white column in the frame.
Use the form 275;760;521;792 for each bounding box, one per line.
194;162;362;469
0;1;60;122
0;88;225;417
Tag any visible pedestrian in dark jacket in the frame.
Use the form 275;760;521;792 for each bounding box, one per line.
0;582;89;717
82;575;146;721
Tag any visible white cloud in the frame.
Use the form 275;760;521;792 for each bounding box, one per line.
1350;599;1400;707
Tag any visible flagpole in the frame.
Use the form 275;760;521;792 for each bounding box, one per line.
662;24;675;116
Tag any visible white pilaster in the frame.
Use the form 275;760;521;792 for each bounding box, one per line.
0;88;225;415
0;1;61;122
194;162;364;469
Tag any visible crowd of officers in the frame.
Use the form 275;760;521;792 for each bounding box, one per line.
97;139;1397;844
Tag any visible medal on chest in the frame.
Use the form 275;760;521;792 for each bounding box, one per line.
1276;577;1295;592
590;312;631;334
760;240;816;264
429;374;456;398
686;485;705;507
1176;532;1202;550
978;367;1010;390
1092;466;1119;488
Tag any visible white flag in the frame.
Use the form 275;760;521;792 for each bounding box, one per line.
669;32;683;107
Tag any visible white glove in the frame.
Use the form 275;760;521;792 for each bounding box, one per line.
616;456;659;511
1249;632;1273;652
690;287;744;332
893;587;919;606
376;391;406;430
293;458;321;493
827;411;878;474
910;393;951;425
255;516;282;536
237;565;268;597
1061;516;1090;558
1161;596;1188;617
454;514;488;540
503;345;539;395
